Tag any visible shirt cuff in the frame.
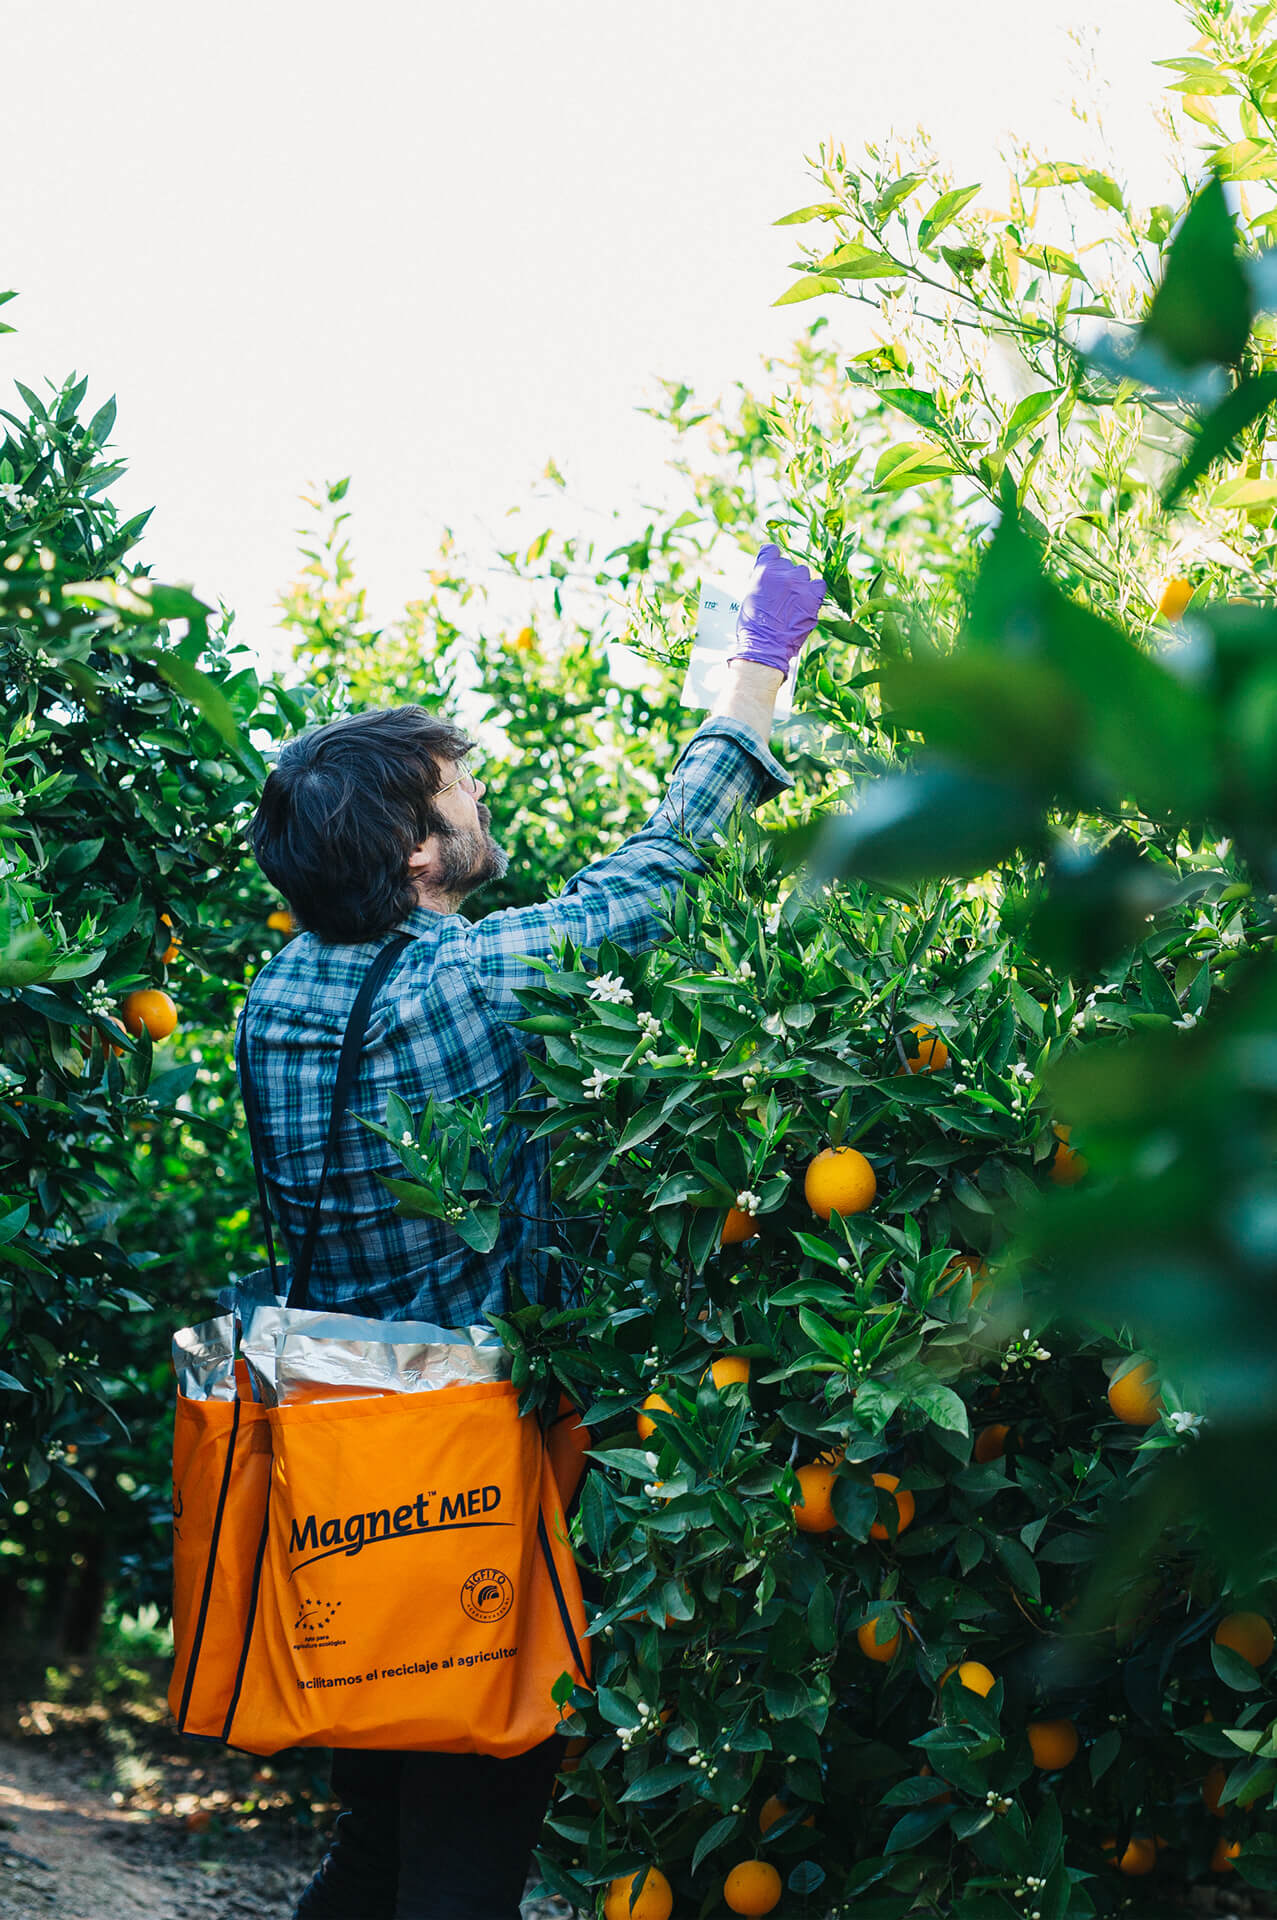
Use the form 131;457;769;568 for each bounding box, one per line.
680;715;794;803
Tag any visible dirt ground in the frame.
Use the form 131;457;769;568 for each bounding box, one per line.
0;1673;573;1920
0;1732;305;1918
0;1673;1272;1920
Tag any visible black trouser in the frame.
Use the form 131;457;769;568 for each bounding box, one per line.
293;1740;561;1920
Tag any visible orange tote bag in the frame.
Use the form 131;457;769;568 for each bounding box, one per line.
169;933;589;1756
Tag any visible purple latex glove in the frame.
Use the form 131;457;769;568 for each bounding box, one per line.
728;543;828;674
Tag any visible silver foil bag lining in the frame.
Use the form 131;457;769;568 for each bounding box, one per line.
240;1304;508;1406
275;1332;506;1405
173;1314;237;1402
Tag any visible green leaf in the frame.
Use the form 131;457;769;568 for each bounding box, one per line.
798;1307;854;1364
375;1176;447;1220
1002;388;1063;449
57;1463;103;1508
1020;243;1088;281
873;173;927;219
789;1232;854;1274
917;183;981;251
813;767;1043;886
692;1815;744;1874
1209;473;1277;511
88;395;117;444
992;1532;1041;1601
832;1475;878;1540
1089;1727;1121;1782
872;441;959;491
1143;174;1252;370
596;1686;642;1728
875;388;943;434
1082;169;1126;212
884;1804;953;1852
817;242;903;280
0;1205;30;1246
1164;372;1277;508
770;1277;853;1307
1025;162;1125;211
147;1064;198;1105
618;1762;691;1803
1212;1641;1264;1692
616;1087;693;1152
773;203;843;225
909;1378;970;1436
451;1205;502;1254
138;647;241;749
773;274;844;307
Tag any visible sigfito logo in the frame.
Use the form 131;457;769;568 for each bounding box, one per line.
460;1568;514;1623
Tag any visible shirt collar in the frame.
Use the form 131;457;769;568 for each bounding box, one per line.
394;904;450;939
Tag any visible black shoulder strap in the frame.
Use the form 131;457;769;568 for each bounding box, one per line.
237;932;413;1311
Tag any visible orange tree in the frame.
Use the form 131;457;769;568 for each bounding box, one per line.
439;828;1258;1920
361;5;1277;1911
0;349;295;1643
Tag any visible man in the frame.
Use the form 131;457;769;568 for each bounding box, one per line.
239;545;825;1920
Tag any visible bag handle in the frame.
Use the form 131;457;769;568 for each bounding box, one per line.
237;932;413;1310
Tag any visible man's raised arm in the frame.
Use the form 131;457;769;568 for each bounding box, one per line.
449;546;826;1020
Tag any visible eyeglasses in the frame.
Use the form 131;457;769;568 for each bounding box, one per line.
436;766;484;799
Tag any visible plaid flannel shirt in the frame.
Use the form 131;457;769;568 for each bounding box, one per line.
234;716;792;1326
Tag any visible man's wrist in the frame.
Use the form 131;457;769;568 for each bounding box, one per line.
724;657;785;690
710;657;785;738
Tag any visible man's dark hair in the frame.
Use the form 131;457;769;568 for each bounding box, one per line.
248;705;474;944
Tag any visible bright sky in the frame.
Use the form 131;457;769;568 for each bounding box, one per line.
5;0;1185;674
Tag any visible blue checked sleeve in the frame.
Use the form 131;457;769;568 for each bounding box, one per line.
449;718;793;1022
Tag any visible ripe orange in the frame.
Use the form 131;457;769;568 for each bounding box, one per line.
973;1423;1011;1463
857;1612;902;1663
1107;1359;1163;1427
266;908;296;934
804;1146;877;1221
603;1867;673;1920
955;1661;996;1697
1204;1763;1228;1815
1027;1719;1079;1769
758;1794;787;1834
721;1205;758;1245
185;1808;212;1833
937;1255;991;1301
1103;1836;1156;1876
513;626;537;653
636;1393;675;1443
83;1014;129;1058
1215;1611;1274;1668
1157;576;1194;622
708;1356;751;1390
723;1860;782;1915
758;1794;815;1834
1049;1122;1087;1185
869;1472;915;1540
1212;1838;1242;1873
898;1022;948;1073
792;1463;838;1534
122;989;178;1042
159;912;180;963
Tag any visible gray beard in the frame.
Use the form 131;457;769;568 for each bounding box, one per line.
431;809;509;899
